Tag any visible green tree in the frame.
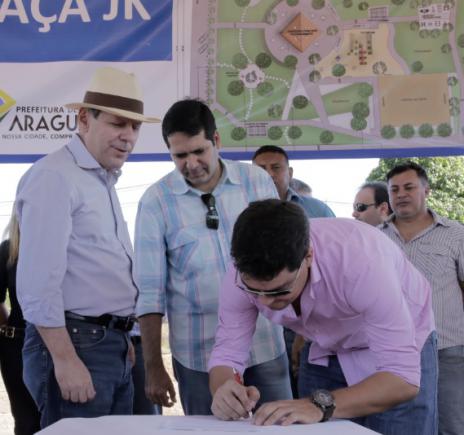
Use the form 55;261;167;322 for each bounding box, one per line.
391;0;405;4
320;130;334;144
235;0;250;6
351;117;367;131
268;104;283;118
255;52;272;69
327;25;339;36
309;70;321;82
284;55;298;68
312;0;325;9
268;126;283;140
367;157;464;222
359;1;369;10
343;0;353;6
358;83;373;98
288;126;302;139
437;123;452;137
410;21;420;31
293;95;309;109
332;63;346;77
400;124;415;138
227;80;245;96
448;76;458;86
308;53;321;65
352;102;370;118
381;125;396;139
418;123;434;138
257;81;274;96
441;43;452;54
458;34;464;48
231;127;247;141
232;53;248;69
287;0;299;5
411;61;423;73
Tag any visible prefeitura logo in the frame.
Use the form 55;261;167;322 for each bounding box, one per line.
0;90;16;123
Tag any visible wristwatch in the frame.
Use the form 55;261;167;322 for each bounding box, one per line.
310;389;336;422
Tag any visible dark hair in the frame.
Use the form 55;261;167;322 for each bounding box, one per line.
252;145;289;164
231;199;309;280
386;161;429;185
360;181;393;214
162;99;216;148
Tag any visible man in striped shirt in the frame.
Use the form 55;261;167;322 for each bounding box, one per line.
381;161;464;435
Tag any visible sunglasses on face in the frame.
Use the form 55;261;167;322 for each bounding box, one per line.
234;262;304;297
201;193;219;230
353;202;376;212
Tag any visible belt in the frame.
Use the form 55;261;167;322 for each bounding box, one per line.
65;312;135;332
0;325;24;339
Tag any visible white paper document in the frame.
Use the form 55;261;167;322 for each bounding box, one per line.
37;415;380;434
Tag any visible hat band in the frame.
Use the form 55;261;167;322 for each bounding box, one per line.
83;91;144;115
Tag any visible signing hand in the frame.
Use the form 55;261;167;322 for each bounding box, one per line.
211;379;260;420
253;398;323;426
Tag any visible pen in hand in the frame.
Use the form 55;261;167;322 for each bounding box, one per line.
233;368;252;418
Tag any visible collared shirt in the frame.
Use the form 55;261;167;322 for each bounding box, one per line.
209;218;435;387
287;188;335;218
16;135;137;327
135;159;286;371
381;210;464;350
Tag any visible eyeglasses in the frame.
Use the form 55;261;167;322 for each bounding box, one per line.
234;262;303;297
201;193;219;230
353;202;376;212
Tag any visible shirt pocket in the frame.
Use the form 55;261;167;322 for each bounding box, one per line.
419;244;450;279
166;228;198;277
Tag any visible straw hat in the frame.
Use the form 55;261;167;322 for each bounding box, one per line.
65;67;160;123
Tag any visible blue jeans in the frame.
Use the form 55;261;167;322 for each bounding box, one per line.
131;337;161;415
22;320;134;429
298;332;438;435
438;345;464;435
173;353;292;415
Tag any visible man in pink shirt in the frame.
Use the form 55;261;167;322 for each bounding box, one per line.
208;199;437;435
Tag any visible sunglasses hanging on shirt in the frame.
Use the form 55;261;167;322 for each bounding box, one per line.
201;193;219;230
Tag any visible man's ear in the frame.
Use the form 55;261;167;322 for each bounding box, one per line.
213;130;221;150
379;202;390;219
77;108;90;133
304;246;313;268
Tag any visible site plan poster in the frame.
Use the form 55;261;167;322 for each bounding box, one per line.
1;0;464;161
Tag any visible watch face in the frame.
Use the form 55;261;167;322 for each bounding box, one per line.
313;389;334;407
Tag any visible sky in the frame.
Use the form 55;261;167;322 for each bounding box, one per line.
0;157;379;240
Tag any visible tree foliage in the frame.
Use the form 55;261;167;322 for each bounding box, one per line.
367;157;464;222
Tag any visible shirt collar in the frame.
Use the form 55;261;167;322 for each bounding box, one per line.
66;134;122;179
382;208;449;229
170;158;240;195
286;187;300;202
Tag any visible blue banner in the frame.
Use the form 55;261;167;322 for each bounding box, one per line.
0;0;172;62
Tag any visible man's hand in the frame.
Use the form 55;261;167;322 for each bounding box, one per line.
211;379;260;420
145;365;176;407
128;340;136;367
53;355;96;403
253;398;323;426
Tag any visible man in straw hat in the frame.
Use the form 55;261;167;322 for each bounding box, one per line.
15;66;159;428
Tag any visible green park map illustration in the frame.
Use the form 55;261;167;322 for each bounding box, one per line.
190;0;463;152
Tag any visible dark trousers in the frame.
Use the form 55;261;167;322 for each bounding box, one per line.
0;335;40;435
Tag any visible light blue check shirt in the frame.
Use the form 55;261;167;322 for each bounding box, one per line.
135;159;286;371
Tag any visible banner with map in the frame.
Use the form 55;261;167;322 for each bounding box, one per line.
1;0;464;162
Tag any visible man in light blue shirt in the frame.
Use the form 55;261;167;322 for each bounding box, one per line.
16;67;159;428
135;99;291;415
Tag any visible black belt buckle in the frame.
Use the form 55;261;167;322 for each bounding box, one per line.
0;326;17;338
